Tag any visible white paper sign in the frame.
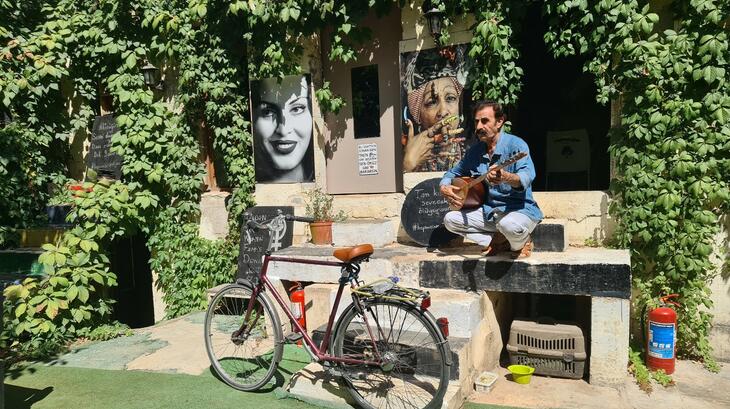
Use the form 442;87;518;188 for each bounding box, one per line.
358;143;378;176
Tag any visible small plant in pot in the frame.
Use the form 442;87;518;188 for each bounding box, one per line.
304;187;346;245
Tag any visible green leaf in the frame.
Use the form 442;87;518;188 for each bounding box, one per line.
126;53;137;69
80;240;93;252
78;286;89;303
197;4;207;18
46;300;59;319
67;286;79;302
15;303;27;317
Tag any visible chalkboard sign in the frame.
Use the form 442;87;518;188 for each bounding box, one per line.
400;178;458;247
237;206;294;280
87;115;123;179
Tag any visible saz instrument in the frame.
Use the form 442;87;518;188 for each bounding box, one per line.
448;151;527;211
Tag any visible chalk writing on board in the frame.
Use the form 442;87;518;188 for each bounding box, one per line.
237;206;294;280
357;143;378;176
87;115;123;179
400;178;457;247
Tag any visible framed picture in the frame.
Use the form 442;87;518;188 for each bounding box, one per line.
250;74;315;183
400;45;474;172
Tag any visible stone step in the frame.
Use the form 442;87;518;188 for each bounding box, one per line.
333;219;397;248
302;284;503;401
271;244;630;297
533;219;567;252
310;325;472;381
304;285;485;339
333;217;565;251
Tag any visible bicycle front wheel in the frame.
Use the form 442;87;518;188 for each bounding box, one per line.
332;300;450;409
204;283;283;391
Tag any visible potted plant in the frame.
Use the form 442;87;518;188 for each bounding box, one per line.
304;187;346;245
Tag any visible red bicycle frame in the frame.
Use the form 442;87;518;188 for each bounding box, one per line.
241;253;384;366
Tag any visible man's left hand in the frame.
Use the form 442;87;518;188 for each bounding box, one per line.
487;165;522;188
486;165;503;185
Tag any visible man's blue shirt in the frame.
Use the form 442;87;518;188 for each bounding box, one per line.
440;131;543;222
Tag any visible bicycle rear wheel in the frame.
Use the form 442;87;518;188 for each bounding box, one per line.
332;299;450;409
204;283;283;391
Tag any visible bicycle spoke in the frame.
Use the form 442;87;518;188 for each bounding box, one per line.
204;285;281;391
333;301;448;409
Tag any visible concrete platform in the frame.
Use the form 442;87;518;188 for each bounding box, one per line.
271;243;631;298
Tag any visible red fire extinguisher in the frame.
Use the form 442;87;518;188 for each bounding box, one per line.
289;282;307;345
647;294;679;374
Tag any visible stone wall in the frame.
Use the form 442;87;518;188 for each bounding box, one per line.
709;216;730;362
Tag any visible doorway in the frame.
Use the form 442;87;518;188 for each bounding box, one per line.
110;235;154;328
509;4;611;191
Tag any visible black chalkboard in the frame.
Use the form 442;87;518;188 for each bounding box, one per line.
400;178;458;247
237;206;294;280
87;115;123;179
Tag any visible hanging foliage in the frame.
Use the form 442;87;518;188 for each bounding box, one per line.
543;0;729;369
1;1;727;375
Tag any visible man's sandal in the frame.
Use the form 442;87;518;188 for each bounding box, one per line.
509;237;533;259
481;232;509;256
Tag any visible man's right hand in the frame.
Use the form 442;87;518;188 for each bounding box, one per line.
440;184;463;209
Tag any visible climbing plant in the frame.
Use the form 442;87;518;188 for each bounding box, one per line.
543;0;729;369
0;0;402;360
2;0;727;375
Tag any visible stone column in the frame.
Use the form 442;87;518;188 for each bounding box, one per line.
590;296;630;386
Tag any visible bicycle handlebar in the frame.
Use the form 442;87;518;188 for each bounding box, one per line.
285;215;315;223
242;212;314;232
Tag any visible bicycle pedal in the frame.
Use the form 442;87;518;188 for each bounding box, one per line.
324;366;342;377
284;332;303;343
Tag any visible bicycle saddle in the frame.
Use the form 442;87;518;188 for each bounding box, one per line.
333;244;374;263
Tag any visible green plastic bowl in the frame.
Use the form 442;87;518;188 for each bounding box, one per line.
507;364;535;384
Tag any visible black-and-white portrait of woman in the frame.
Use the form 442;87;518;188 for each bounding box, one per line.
250;74;315;183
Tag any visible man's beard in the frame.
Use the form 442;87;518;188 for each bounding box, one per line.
476;128;488;137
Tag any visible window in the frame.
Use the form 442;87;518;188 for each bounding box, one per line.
351;65;381;139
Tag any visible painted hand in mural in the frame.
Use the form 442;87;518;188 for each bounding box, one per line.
402;115;463;172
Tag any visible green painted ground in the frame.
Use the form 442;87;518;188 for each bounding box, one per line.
5;342;539;409
4;345;316;409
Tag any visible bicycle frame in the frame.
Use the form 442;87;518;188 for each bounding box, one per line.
241;253;384;366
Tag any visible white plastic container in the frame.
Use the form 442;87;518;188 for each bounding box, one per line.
474;371;498;393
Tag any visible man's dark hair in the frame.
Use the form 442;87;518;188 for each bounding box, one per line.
473;100;506;121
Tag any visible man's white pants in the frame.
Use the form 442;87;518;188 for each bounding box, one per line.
443;208;538;250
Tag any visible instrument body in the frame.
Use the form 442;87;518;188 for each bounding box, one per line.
448;151;527;211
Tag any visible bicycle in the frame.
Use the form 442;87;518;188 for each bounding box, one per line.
204;211;452;409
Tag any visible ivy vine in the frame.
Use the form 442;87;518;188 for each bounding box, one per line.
543;0;729;369
2;1;727;376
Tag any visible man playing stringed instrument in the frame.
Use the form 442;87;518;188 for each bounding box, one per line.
439;100;543;258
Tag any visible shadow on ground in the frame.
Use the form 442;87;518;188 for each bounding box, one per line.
4;384;54;408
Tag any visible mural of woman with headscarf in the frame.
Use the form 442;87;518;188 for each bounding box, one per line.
400;45;471;172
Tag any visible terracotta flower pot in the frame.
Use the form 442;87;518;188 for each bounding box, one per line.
309;221;333;245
